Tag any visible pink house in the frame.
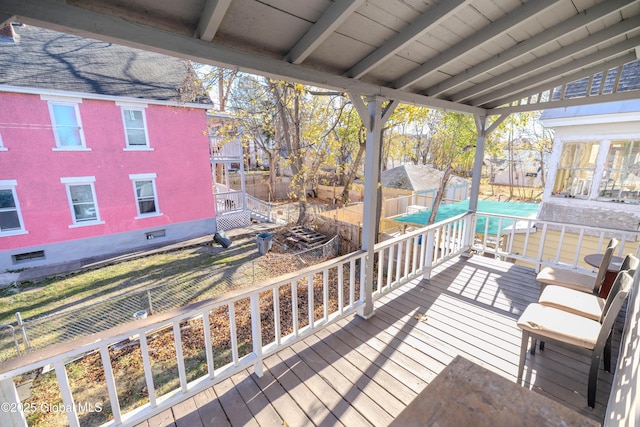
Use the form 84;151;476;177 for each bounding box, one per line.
0;24;216;272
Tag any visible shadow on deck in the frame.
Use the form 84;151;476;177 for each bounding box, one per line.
137;255;615;426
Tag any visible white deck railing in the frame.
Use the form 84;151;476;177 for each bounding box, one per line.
0;215;470;427
246;194;272;221
214;190;244;214
471;211;640;271
1;211;639;426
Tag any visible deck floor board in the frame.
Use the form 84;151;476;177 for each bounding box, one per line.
148;255;616;425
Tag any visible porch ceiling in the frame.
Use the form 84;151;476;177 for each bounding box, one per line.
2;0;640;116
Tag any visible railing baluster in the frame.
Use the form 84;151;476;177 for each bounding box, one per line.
404;238;411;279
228;303;239;366
537;223;548;270
0;379;26;427
395;242;402;284
139;333;157;406
596;233;605;252
349;259;356;307
323;269;329;321
375;249;383;297
573;229;585;267
338;264;344;315
250;294;264;377
386;245;394;290
308;275;314;329
100;345;122;424
424;230;435;279
54;361;80;427
173;321;188;392
507;219;516;255
496;218;504;258
555;226;566;263
273;287;281;346
202;311;215;380
522;219;532;258
291;282;299;336
483;215;490;254
411;234;419;275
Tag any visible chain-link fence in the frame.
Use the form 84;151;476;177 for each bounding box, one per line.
0;235;339;362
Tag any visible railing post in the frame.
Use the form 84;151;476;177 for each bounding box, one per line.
461;212;476;257
15;312;31;353
0;378;27;427
250;294;264;377
423;230;435;280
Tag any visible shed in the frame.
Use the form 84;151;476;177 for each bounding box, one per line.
380;164;470;203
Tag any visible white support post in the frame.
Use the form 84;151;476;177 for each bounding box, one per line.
470;115;487;214
356;96;382;319
463;114;489;257
348;94;397;319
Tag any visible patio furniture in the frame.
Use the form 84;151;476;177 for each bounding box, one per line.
536;238;619;295
584;252;625;297
538;254;638;321
517;270;633;408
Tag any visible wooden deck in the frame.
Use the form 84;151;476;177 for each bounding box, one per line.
136;255;618;426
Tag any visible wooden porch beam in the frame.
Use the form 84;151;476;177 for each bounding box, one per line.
195;0;232;41
0;0;485;116
348;91;370;130
345;0;468;79
424;0;636;97
391;0;558;90
285;0;364;65
486;114;509;135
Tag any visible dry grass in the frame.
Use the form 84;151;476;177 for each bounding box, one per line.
22;267;359;426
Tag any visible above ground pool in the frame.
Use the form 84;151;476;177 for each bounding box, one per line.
395;200;540;235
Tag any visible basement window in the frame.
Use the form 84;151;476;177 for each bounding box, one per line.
13;250;45;263
145;229;166;240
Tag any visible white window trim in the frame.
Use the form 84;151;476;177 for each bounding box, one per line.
60;176;104;227
0;132;6;151
552;140;600;200
117;102;152;150
42;95;89;151
0;180;27;237
129;173;162;218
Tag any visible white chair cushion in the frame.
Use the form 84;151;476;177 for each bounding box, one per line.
538;285;605;320
516;303;600;349
536;267;596;293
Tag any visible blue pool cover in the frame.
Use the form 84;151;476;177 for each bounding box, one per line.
395;200;539;235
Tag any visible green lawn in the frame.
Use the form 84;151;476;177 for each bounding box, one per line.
0;239;258;325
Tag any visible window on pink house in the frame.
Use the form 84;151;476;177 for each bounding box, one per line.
130;173;161;218
61;177;103;227
0;181;25;235
43;97;87;150
121;107;150;149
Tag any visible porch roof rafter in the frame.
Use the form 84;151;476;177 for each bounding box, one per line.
0;0;637;116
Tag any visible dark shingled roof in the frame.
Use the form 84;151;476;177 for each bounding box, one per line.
553;60;640;100
0;23;212;105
